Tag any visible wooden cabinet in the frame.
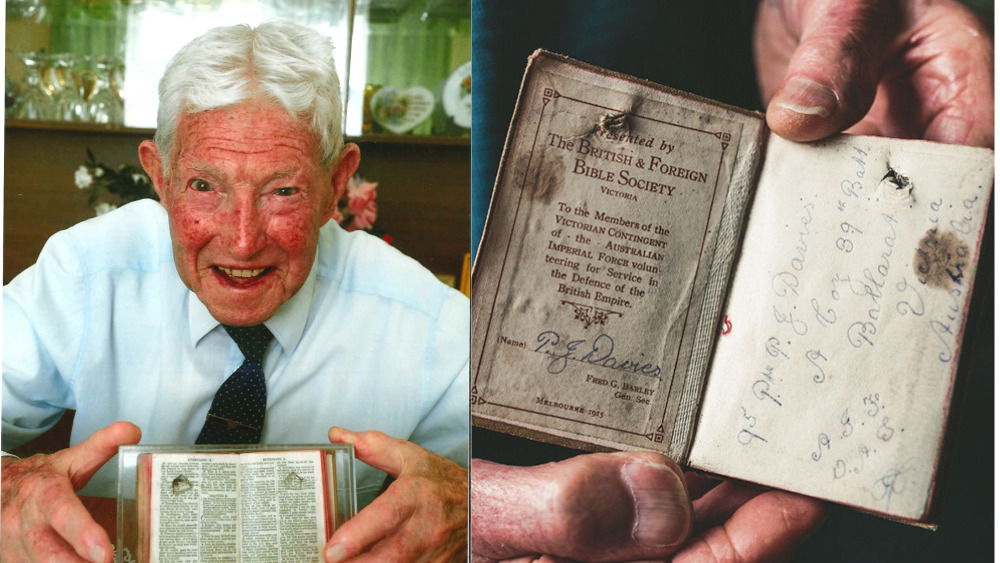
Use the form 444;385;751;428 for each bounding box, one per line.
4;121;469;285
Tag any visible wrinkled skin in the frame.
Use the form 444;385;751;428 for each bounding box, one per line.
472;1;992;562
759;0;993;147
325;428;468;562
472;454;824;563
1;422;141;563
138;101;360;326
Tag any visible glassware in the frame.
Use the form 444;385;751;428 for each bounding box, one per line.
351;0;469;136
13;52;57;120
5;71;18;119
110;57;125;121
40;54;62;99
6;0;44;21
75;56;98;116
51;53;88;122
86;56;122;124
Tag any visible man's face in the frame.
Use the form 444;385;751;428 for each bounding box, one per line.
140;102;358;326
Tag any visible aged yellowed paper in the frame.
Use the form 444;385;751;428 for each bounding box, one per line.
690;134;993;522
472;51;765;458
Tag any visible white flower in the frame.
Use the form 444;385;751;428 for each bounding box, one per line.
74;166;93;189
94;167;105;178
94;202;118;216
132;173;145;184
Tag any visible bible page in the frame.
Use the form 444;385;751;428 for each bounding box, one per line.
148;453;239;562
689;134;993;522
238;450;328;562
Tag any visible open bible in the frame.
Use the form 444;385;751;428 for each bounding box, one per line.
136;450;338;562
471;50;993;525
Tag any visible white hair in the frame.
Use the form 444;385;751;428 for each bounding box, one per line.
154;20;344;173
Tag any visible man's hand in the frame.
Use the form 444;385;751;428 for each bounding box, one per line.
757;0;993;147
471;453;825;563
325;427;467;562
1;421;141;563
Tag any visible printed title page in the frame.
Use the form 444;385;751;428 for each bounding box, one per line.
472;52;765;457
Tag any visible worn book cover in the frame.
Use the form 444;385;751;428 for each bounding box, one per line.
471;50;993;524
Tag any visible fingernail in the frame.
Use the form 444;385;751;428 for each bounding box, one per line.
325;543;346;563
935;114;973;144
775;76;837;118
622;463;691;547
90;544;106;563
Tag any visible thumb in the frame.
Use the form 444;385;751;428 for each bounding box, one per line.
472;452;692;562
764;0;899;141
53;421;141;489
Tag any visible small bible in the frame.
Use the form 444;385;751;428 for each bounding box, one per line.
471;50;993;525
135;450;339;562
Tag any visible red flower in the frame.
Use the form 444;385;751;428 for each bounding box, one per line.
346;181;378;231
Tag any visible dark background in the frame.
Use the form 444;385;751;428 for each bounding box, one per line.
470;1;994;560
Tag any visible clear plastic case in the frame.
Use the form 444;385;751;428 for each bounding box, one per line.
117;444;356;563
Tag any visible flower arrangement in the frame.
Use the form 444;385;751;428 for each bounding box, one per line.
75;148;157;216
76;150;390;243
335;175;391;244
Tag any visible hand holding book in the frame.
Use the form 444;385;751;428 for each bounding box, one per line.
471;453;826;562
471;0;992;559
0;422;140;563
324;427;468;562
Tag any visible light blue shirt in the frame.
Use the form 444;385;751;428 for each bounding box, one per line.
3;200;469;504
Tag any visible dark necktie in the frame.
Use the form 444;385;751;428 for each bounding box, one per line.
196;324;273;444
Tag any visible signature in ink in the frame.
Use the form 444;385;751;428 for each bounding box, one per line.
534;330;662;377
871;462;914;511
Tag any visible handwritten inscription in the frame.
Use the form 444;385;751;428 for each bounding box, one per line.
806;392;902;490
871;461;915;510
914;228;969;289
738;145;976;421
534;330;662;378
737;405;767;445
716;139;986;517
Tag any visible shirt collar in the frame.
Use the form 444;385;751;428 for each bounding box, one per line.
187;251;319;355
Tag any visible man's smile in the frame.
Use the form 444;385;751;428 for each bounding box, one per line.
212;266;273;285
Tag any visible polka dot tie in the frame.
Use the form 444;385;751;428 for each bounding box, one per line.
196;324;273;444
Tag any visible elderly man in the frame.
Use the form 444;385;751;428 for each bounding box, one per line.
2;21;468;563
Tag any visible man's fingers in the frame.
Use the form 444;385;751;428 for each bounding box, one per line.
41;479;113;563
327;426;467;561
472;453;692;563
759;0;899;141
892;0;993;147
21;525;94;563
675;490;826;562
52;421;141;489
323;492;416;562
496;556;579;563
2;423;135;562
690;480;765;535
328;426;412;477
